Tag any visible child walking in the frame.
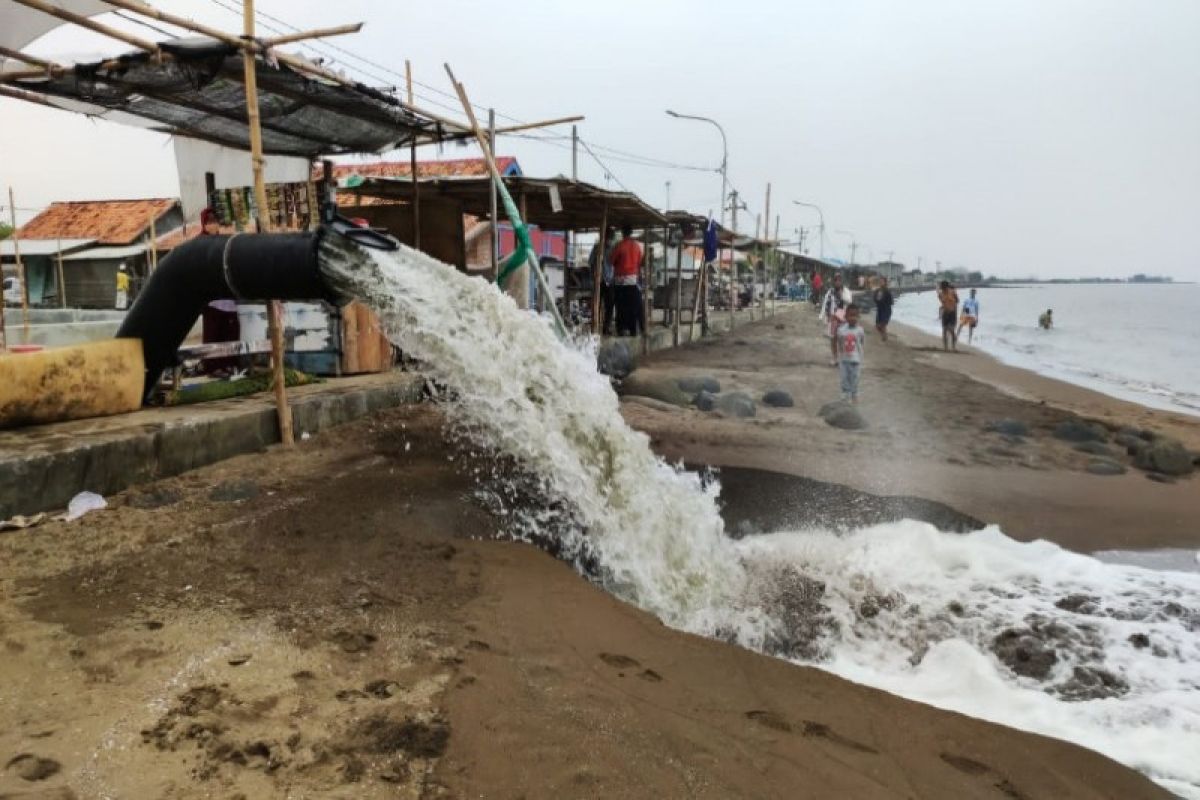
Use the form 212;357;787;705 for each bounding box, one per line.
837;304;866;403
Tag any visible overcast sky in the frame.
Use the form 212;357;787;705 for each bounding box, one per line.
2;0;1198;279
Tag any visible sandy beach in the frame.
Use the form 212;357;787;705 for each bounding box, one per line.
622;303;1199;554
2;304;1196;798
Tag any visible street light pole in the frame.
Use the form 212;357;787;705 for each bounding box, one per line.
836;229;858;268
666;110;728;231
792;200;825;260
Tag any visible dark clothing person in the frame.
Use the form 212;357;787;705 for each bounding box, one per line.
874;287;894;325
615;284;644;336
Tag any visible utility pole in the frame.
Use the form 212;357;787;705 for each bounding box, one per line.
665;180;671;210
728;188;740;329
762;182;771;314
571;124;578;182
849;241;858;267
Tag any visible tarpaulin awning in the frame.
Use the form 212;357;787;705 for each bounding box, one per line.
343;175;668;232
4;38;460;156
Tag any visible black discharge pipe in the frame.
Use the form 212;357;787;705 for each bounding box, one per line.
116;232;344;400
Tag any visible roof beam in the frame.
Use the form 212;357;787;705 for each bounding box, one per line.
12;0;159;54
262;23;363;47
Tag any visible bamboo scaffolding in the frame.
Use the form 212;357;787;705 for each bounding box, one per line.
241;0;294;448
262;23;363;48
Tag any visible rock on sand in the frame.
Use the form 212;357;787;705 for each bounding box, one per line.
620;372;691;407
761;389;795;408
819;401;867;430
1053;419;1109;443
1133;437;1195;476
677;375;721;394
716;392;757;418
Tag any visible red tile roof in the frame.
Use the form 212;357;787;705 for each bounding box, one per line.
18;198;179;245
329;157;519;207
326;156;517;182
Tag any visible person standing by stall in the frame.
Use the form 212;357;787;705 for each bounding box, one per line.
611;224;644;336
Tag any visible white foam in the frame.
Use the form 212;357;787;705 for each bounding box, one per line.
325;245;1200;797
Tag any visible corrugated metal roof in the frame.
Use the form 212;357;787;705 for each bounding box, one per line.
60;243;149;261
0;238;95;257
18;199;179;245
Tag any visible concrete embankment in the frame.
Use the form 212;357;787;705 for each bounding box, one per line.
0;371;424;518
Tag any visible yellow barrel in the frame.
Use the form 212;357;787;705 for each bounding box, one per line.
0;338;144;429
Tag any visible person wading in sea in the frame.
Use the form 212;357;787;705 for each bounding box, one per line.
936;280;960;352
820;272;853;365
873;278;895;342
958;288;980;344
1039;308;1054;330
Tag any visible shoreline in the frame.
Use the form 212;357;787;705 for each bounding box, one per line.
888;285;1200;421
621;304;1200;554
887;319;1200;451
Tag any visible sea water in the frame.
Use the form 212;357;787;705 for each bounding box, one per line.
320;241;1200;797
891;282;1200;416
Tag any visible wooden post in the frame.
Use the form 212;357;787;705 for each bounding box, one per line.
405;60;420;250
640;229;651;355
56;239;66;308
672;224;683;347
149;214;158;272
592;203;608;336
772;213;780;317
689;259;706;342
7;187;29;342
762;183;771;316
506;192;531;309
488;108;498;281
242;0;294;448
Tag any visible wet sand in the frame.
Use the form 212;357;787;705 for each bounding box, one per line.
622;304;1200;553
0;404;1173;798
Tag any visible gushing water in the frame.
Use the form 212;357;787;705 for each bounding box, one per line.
320;241;1200;797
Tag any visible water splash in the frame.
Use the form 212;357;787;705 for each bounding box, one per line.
321;243;1200;797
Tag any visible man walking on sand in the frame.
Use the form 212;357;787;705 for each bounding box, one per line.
820;272;853;365
958;288;980;344
936;280;960;352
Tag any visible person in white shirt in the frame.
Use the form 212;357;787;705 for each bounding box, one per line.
819;273;854;366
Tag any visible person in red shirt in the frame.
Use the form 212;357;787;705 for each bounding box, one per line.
610;223;644;336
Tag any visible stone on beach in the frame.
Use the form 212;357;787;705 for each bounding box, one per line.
1053;418;1109;443
677;375;721;394
985;419;1030;437
693;390;717;411
761;389;795;408
1085;459;1126;476
716;392;757;418
1074;441;1115;457
819;401;867;430
597;340;635;378
1133;437;1194;476
620;372;692;407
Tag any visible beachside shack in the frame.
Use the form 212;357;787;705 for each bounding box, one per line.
11;199;183;308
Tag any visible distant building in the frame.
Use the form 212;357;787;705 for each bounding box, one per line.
873;260;905;283
5;198;182;308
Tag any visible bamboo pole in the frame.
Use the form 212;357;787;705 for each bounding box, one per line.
488;108;498;282
405;60;420;250
56;239;66;308
672;225;682;347
0;47;54;68
262;22;363;47
762;183;771;316
490;116;584;135
13;0;159;53
7;187;29;343
593;203;608;335
242;0;294;448
442;63;565;337
689;259;706;342
772;214;780;317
